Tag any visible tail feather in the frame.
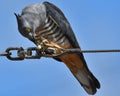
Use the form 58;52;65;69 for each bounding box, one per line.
60;54;100;95
74;68;100;95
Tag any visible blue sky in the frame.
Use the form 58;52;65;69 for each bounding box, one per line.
0;0;120;96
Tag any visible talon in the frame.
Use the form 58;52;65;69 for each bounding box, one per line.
36;38;64;57
42;39;49;44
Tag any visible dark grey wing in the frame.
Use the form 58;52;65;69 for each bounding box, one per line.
43;2;85;61
43;2;80;48
43;2;100;94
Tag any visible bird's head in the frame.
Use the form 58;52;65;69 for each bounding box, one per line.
14;13;38;42
15;3;46;43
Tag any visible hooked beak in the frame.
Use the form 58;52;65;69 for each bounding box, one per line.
28;31;37;42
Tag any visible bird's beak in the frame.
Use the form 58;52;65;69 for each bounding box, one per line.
28;31;36;42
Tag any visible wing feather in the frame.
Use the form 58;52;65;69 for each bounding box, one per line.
43;2;80;48
43;2;100;95
43;1;88;65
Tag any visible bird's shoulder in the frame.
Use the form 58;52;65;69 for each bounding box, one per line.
43;1;80;48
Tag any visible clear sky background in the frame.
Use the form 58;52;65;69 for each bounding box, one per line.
0;0;120;96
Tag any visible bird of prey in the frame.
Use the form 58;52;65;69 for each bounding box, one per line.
15;1;100;95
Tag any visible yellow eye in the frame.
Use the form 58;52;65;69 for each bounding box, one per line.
26;28;32;32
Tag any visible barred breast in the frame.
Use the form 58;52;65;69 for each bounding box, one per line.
34;15;71;48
